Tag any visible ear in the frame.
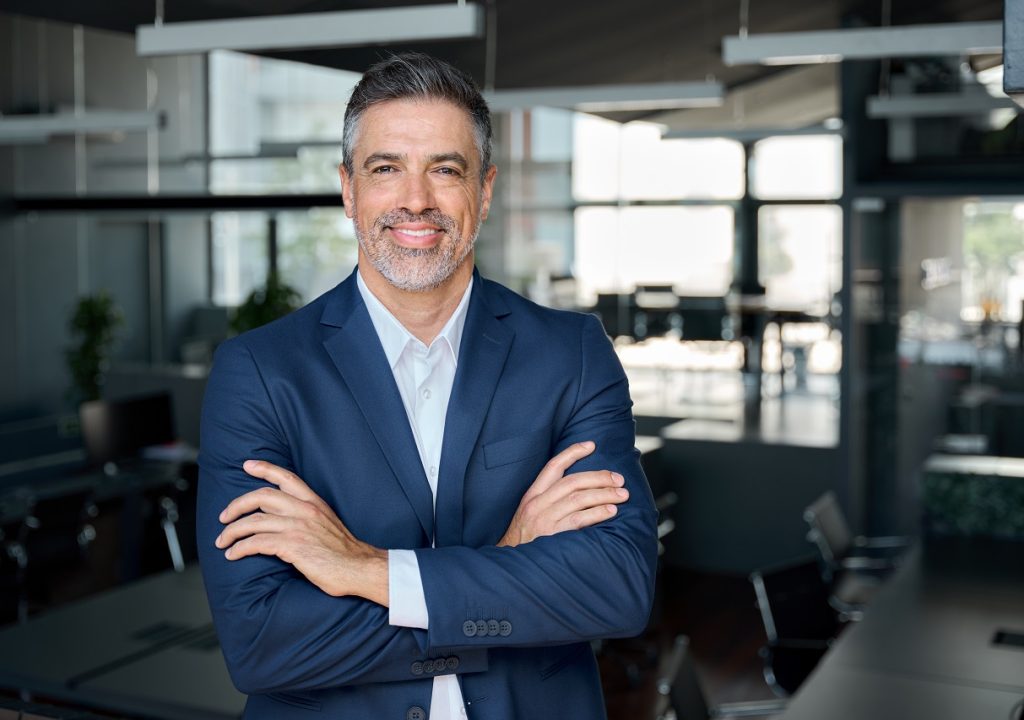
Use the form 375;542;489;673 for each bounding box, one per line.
479;164;498;221
338;164;355;219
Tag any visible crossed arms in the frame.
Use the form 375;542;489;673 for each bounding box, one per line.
197;316;658;694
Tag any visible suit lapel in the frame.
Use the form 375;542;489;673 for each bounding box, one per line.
320;274;434;542
434;276;514;547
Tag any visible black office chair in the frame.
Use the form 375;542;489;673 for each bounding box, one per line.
749;558;841;696
22;490;99;612
654;635;786;720
0;517;29;624
803;491;908;618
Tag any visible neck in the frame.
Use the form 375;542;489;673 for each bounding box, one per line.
357;250;474;345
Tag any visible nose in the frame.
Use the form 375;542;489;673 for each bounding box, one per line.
399;172;437;215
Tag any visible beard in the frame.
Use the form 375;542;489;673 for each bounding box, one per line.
354;206;479;292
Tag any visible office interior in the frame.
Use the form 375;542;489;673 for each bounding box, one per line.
0;1;1022;718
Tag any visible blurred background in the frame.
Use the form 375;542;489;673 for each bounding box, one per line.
1;1;1023;719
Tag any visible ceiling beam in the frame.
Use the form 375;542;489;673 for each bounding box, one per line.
485;81;724;112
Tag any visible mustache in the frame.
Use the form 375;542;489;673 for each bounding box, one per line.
374;209;458;236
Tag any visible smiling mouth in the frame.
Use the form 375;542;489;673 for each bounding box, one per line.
390;227;441;237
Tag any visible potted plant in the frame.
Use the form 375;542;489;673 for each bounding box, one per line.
66;291;124;404
230;271;302;335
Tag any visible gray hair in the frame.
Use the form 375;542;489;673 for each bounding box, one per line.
342;52;493;183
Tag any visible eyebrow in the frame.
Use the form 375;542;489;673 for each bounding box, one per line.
361;151;470;170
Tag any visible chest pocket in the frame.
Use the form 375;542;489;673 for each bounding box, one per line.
482;426;552;469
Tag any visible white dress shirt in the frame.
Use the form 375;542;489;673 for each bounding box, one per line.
356;269;472;720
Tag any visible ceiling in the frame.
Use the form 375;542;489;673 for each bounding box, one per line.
0;0;1006;125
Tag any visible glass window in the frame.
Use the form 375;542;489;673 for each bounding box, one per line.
751;135;842;200
277;209;358;303
572;114;622;201
758;204;842;312
211;212;269;306
963;200;1024;322
574;206;734;304
208;50;357;194
620;124;744;200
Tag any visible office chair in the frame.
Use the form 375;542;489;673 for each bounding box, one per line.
0;517;29;624
654;635;786;720
22;490;99;612
803;491;908;618
749;558;841;696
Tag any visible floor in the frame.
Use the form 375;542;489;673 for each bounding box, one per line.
599;566;777;720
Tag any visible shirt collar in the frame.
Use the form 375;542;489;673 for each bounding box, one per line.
356;268;473;370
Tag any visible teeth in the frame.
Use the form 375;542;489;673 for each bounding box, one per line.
395;228;438;237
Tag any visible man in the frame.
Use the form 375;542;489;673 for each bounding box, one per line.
198;52;658;720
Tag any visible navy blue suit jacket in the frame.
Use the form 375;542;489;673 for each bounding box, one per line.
197;268;658;719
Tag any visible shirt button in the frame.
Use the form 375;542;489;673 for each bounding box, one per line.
422;388;432;399
429;466;437;477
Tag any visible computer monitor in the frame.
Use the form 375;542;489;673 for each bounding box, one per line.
79;393;176;468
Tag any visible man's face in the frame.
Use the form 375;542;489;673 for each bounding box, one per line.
340;98;496;292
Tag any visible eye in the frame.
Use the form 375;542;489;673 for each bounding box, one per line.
435;166;462;177
371;165;396;174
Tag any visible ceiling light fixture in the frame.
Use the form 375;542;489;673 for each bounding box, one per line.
723;21;1002;66
866;91;1018;118
137;3;484;56
485;81;724;112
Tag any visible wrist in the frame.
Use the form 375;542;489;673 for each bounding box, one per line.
354;546;390;606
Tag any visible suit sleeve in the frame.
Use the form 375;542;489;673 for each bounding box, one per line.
415;314;659;650
196;338;486;695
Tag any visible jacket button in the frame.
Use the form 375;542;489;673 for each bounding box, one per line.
410;661;424;676
407;706;426;720
446;656;459;671
499;620;513;636
486;619;500;636
462;620;477;637
475;620;488;635
422;659;435;674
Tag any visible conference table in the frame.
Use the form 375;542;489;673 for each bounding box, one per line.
778;536;1024;720
0;564;245;720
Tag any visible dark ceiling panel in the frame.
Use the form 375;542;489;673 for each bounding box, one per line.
0;0;1005;94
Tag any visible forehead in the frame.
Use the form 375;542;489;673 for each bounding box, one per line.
354;98;479;162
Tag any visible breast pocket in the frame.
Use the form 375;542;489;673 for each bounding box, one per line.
482;426;552;470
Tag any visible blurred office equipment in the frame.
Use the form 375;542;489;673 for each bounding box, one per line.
79;393;177;471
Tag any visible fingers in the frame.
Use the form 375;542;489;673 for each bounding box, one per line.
241;460;338;519
545;469;625;504
216;511;292;550
555;503;620;533
527;441;596;496
219;486;314;524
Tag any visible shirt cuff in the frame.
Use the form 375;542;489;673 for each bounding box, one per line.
388;549;429;629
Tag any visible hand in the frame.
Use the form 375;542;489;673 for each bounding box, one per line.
215;460;389;605
498;441;629;548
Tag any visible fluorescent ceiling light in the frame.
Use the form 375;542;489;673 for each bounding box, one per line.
662;122;843;141
485;81;724;112
0;110;162;143
137;4;484;56
867;91;1018;118
723;21;1002;66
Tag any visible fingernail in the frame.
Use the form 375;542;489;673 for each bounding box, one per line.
224;549;233;560
243;460;256;470
612;472;624;484
218;510;227;522
616;488;629;498
607;505;618;515
214;534;223;548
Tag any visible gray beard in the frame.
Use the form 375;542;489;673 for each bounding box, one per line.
354;207;479;292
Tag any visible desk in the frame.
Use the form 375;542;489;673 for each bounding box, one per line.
0;564;244;720
779;537;1024;720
